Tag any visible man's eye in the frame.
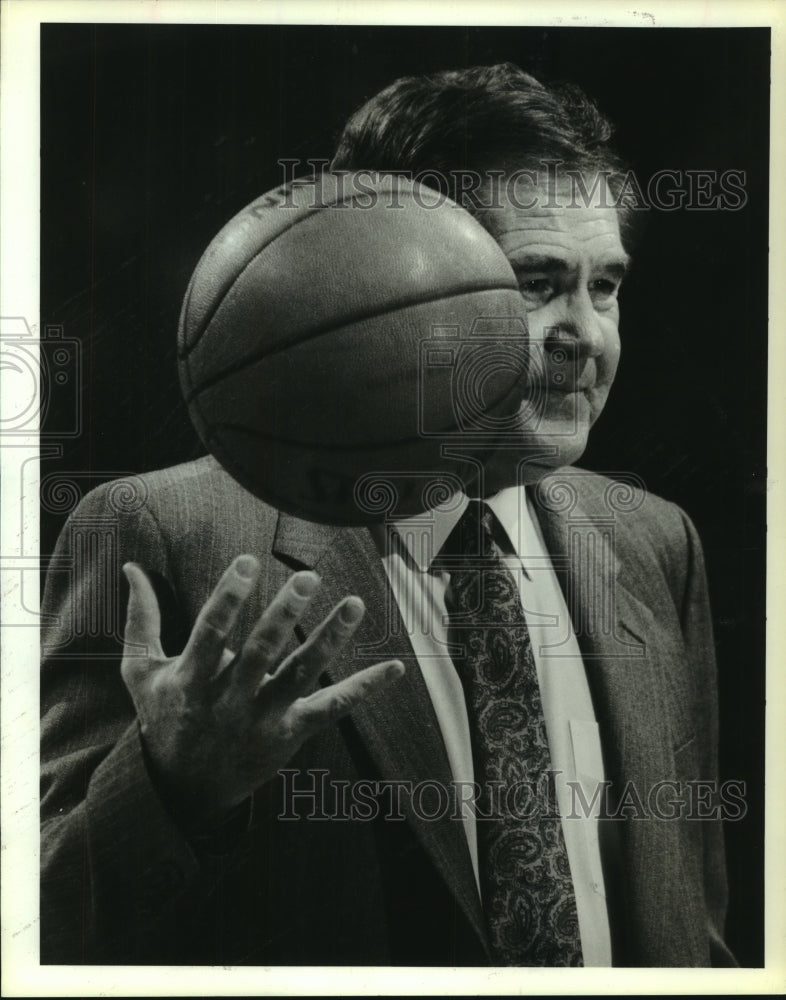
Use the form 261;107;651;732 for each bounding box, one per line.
589;278;620;303
518;277;554;303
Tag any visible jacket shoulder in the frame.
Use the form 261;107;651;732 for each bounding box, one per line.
533;465;697;593
62;456;281;594
74;455;278;531
534;465;683;525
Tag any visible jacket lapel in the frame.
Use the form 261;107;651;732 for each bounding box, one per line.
271;512;488;955
532;475;707;965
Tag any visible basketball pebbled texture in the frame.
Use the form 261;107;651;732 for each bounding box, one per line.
178;172;529;525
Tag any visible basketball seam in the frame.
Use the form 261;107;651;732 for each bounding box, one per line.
179;206;323;359
178;186;444;360
211;421;434;451
182;283;522;403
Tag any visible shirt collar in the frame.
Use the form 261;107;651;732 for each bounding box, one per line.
380;485;535;572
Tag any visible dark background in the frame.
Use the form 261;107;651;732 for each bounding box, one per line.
40;24;769;966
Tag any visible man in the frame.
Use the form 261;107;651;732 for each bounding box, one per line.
40;64;735;966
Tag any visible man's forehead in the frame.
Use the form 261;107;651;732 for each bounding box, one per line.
476;185;626;264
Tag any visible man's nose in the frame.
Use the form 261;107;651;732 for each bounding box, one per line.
544;289;604;359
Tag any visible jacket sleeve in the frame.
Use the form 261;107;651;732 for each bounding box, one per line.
674;506;737;967
40;482;206;962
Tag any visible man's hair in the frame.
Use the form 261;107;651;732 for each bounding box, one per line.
331;63;635;239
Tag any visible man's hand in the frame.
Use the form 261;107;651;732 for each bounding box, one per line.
120;555;404;830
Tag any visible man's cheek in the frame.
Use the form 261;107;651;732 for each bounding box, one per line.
599;321;622;377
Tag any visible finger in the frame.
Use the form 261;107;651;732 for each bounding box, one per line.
122;563;164;658
121;563;166;695
179;554;260;687
296;660;405;738
233;571;320;689
267;595;366;698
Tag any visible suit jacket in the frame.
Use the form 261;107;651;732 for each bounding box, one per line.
40;455;735;966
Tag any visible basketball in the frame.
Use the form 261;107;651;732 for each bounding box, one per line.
178;172;530;525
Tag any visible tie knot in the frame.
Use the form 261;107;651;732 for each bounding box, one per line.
449;499;497;559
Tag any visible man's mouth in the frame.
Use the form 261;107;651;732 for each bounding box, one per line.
518;377;596;397
515;357;597;398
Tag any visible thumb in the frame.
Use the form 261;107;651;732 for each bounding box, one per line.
122;562;165;660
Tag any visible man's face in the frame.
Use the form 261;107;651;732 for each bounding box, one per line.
473;177;628;491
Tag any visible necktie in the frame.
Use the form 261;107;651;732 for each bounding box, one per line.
443;500;583;966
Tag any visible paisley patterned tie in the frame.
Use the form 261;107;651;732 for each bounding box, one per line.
443;500;583;966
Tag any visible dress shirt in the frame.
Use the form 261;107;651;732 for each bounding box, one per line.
371;485;614;966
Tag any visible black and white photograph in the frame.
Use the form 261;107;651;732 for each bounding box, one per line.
1;0;783;994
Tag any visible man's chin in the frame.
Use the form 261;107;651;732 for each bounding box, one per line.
469;429;590;495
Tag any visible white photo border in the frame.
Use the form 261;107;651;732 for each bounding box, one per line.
1;0;784;995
